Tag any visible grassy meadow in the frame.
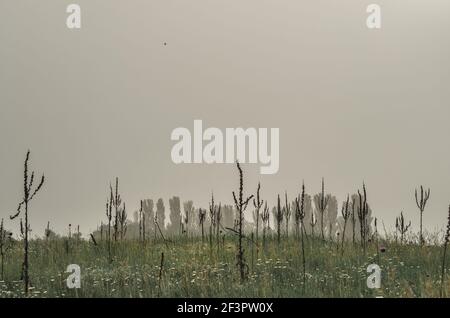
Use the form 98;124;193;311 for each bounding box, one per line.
1;153;448;298
0;234;448;298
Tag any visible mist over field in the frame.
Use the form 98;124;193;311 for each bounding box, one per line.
1;0;450;237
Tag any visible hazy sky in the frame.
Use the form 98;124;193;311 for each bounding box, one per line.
1;0;449;236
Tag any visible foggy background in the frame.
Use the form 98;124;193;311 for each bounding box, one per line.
1;0;449;236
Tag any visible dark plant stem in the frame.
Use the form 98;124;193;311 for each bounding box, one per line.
440;205;450;298
158;252;164;297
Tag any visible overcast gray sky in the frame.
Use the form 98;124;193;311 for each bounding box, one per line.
1;0;449;236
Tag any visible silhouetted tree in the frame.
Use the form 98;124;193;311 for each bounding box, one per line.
183;200;194;235
119;203;127;240
300;193;313;236
198;208;206;242
155;198;166;235
310;209;317;237
221;205;234;230
168;196;182;236
314;178;329;240
142;199;154;239
327;195;338;240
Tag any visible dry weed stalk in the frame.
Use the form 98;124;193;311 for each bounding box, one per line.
45;221;51;241
158;252;164;297
209;193;218;249
415;185;430;245
216;203;222;252
275;194;283;245
139;200;145;243
106;188;113;262
340;195;350;252
89;233;98;246
10;150;45;295
232;161;253;283
0;219;13;280
119;203;127;240
351;197;356;245
294;182;307;287
253;182;264;246
395;211;411;245
357;183;369;252
198;208;206;243
112;178;122;241
440;205;450;297
284;192;291;238
261;202;270;249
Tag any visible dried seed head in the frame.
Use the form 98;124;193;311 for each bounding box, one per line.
445;205;450;244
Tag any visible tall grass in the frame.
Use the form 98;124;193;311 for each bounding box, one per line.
0;235;448;298
2;152;449;298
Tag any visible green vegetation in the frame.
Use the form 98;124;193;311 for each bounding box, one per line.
1;152;449;298
0;235;448;298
